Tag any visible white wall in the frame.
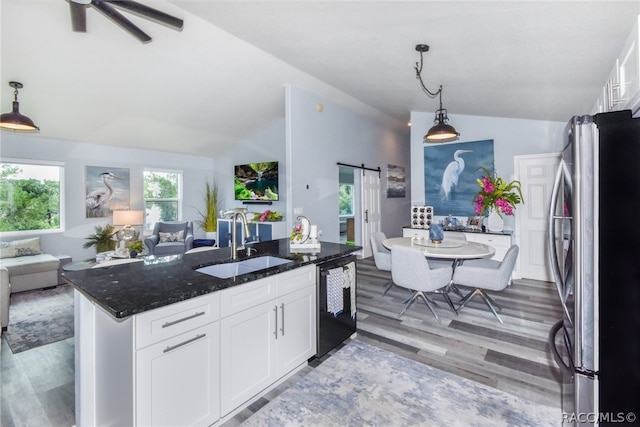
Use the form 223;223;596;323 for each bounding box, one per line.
410;111;567;229
287;86;410;242
214;117;287;216
1;133;215;261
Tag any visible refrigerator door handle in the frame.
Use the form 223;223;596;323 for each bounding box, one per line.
549;319;574;379
548;161;572;322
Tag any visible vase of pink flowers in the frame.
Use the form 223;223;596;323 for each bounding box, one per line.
473;167;524;231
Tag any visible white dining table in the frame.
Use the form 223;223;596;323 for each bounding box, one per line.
382;236;495;261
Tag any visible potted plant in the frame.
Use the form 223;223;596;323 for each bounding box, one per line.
129;240;144;258
83;224;116;254
196;180;220;242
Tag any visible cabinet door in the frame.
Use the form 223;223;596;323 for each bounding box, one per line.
619;16;640;111
257;223;272;241
277;286;316;377
220;300;278;415
136;322;220;427
464;233;511;261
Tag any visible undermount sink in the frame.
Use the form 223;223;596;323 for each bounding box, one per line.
195;256;293;279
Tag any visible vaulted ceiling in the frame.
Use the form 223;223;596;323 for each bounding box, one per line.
2;1;639;156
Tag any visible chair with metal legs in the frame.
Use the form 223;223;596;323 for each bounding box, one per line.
452;245;519;323
370;232;395;296
390;245;455;324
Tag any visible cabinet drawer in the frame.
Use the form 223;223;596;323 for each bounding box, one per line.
135;292;220;349
464;233;510;248
220;276;276;318
277;265;315;296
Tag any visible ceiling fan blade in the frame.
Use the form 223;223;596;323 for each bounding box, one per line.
91;0;152;43
69;1;87;32
106;0;183;31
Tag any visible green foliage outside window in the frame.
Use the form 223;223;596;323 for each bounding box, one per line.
0;163;61;232
339;184;354;216
143;170;181;231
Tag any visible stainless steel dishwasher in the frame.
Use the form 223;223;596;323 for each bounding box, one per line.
315;254;357;357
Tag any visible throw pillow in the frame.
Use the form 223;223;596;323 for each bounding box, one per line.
0;237;42;258
159;230;185;243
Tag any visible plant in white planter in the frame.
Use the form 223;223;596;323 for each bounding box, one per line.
196;180;220;242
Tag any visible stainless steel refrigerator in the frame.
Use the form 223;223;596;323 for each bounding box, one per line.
548;110;640;425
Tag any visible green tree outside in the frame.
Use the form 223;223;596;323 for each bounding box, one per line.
0;163;61;232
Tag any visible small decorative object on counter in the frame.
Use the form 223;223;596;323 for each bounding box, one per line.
429;223;444;243
290;215;321;250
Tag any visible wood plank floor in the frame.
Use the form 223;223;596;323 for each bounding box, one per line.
0;257;563;426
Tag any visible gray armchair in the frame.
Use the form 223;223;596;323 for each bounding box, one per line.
144;221;194;256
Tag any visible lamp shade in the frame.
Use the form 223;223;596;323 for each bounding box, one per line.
0;82;39;132
113;210;144;226
424;109;459;143
425;122;460;142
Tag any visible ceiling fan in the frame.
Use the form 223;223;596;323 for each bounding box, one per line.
68;0;184;43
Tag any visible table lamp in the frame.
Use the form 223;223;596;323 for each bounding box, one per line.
113;210;144;257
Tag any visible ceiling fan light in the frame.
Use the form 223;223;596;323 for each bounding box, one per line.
0;82;39;132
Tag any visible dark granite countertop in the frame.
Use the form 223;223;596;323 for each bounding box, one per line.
63;239;360;320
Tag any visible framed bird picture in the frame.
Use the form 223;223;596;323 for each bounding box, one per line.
85;166;130;218
423;140;494;216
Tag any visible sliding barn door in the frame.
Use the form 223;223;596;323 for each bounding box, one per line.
360;169;381;258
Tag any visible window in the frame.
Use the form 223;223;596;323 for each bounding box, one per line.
0;161;64;234
339;183;354;216
143;169;182;233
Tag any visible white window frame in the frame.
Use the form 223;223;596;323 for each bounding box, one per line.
143;168;183;234
0;158;65;237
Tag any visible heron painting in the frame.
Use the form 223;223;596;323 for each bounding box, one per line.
85;166;130;218
424;140;494;216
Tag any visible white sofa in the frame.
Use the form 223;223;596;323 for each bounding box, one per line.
0;237;61;330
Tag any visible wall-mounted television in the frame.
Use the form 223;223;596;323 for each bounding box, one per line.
234;162;279;201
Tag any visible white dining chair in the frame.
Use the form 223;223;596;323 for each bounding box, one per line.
370;232;395;296
451;245;519;323
390;245;455;324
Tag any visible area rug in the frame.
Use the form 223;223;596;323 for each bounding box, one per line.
4;284;74;354
243;340;560;426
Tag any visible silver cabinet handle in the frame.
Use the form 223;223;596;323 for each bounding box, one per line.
162;311;205;328
279;303;285;336
273;306;278;339
163;333;206;353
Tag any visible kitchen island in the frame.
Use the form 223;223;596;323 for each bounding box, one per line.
63;239;360;427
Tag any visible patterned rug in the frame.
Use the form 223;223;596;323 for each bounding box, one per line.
243;340;560;426
4;284;74;354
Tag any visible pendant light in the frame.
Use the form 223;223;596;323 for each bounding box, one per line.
0;81;40;132
414;44;459;143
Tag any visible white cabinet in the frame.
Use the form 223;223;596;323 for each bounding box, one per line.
135;294;221;427
76;264;316;426
595;15;640;114
136;322;220;427
219;265;316;415
463;232;512;262
75;291;221;427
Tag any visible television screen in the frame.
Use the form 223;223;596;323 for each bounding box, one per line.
234;162;279;201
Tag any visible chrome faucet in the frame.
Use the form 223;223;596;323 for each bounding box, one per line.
224;208;252;260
